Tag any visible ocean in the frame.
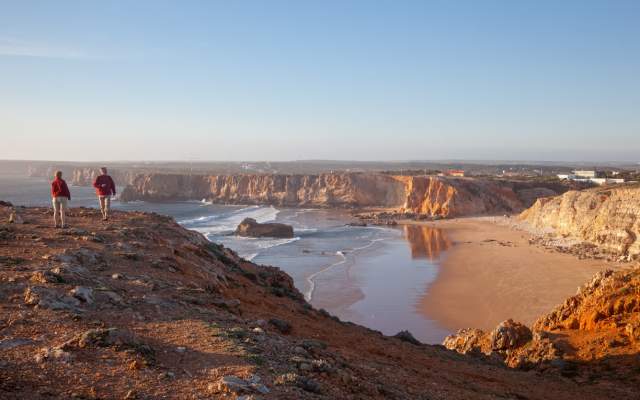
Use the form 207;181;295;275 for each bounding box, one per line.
0;172;451;343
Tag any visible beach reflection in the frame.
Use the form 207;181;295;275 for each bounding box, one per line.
402;225;452;261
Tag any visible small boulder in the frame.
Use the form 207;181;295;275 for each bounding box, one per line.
393;330;421;345
490;319;532;351
443;328;486;354
24;286;80;311
269;318;292;334
301;339;327;351
70;286;94;304
35;347;72;363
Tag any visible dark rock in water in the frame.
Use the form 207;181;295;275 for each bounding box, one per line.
235;218;294;238
393;330;421;345
346;221;367;227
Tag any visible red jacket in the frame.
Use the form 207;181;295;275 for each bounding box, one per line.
93;175;116;196
51;178;71;199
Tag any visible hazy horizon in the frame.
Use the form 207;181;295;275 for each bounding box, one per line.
2;1;639;162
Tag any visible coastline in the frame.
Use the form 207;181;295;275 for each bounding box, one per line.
413;216;623;332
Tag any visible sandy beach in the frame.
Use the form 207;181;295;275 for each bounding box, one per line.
416;216;622;332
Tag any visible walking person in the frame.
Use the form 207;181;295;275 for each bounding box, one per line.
93;167;116;221
51;171;71;228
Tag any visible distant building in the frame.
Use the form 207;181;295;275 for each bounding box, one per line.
445;169;465;177
572;170;605;179
557;169;624;185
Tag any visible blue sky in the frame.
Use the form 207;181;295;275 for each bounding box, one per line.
1;0;639;162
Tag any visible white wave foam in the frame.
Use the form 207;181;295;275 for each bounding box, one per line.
182;205;280;235
294;228;318;233
236;237;300;260
244;253;259;261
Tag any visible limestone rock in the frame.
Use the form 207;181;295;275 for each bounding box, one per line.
490;319;532;351
443;328;486;354
520;185;640;256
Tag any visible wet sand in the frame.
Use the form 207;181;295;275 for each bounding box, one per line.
310;225;451;343
416;216;621;331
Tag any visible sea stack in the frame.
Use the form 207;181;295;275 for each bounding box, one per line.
235;218;294;238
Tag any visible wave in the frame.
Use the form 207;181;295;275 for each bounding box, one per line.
180;205;280;235
235;236;301;260
294;228;318;233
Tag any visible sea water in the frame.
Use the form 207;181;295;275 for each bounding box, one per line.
0;173;451;343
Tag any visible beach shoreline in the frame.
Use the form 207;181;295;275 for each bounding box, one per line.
407;216;623;332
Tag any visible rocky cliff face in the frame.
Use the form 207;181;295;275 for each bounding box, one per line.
396;176;526;217
520;184;640;256
120;173;407;207
119;172;566;217
1;204;628;399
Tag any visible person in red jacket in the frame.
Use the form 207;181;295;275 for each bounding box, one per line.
51;170;71;228
93;167;116;221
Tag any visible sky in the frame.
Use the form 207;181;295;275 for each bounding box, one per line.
1;0;639;162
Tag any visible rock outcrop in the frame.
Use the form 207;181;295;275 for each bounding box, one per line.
520;184;640;257
444;266;640;382
1;205;636;399
396;176;524;217
235;218;294;238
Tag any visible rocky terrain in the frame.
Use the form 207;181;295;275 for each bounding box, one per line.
235;218;294;239
444;267;640;390
520;183;640;257
0;203;634;399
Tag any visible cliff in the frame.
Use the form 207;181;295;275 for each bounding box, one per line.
395;176;525;217
520;184;640;257
0;203;634;399
120;172;407;207
118;172;568;218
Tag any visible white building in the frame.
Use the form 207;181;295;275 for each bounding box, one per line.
557;170;625;185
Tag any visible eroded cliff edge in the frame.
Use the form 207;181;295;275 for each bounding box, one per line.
520;183;640;257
